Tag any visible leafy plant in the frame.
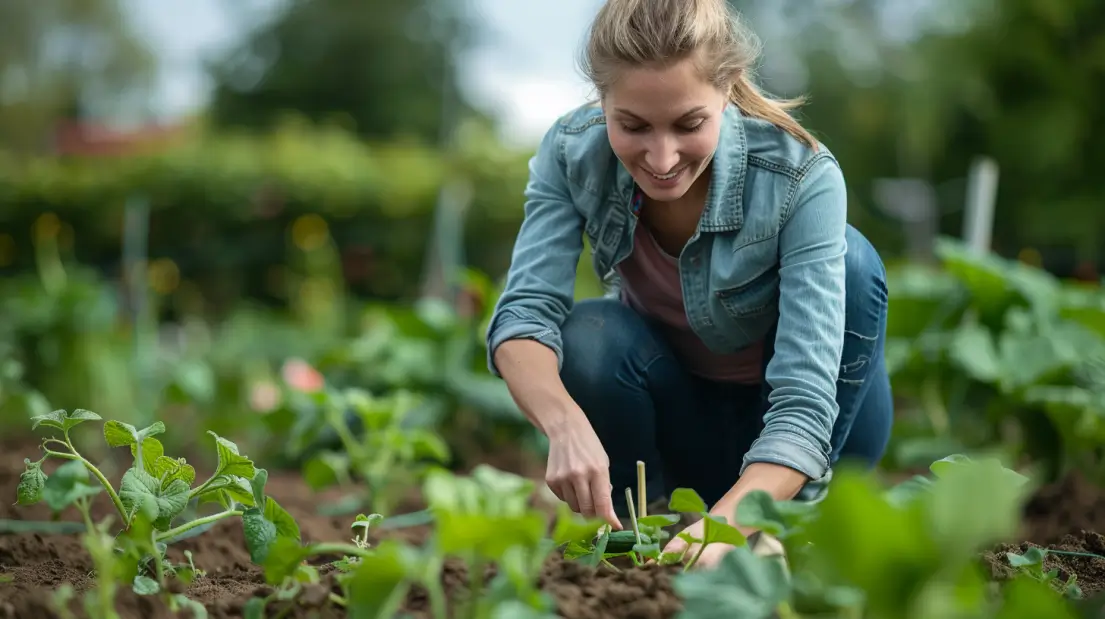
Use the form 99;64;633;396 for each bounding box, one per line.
15;408;299;610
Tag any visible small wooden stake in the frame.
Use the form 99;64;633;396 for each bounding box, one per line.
636;460;647;519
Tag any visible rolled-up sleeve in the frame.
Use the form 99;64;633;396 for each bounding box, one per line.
485;121;585;377
741;155;848;483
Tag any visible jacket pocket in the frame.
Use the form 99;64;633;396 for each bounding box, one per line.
715;267;781;318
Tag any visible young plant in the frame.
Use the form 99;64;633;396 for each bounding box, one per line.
15;408;300;600
673;455;1081;619
298;387;451;516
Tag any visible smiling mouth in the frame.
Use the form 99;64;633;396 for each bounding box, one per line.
645;166;686;181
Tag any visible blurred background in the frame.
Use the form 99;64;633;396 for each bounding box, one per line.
2;0;1104;490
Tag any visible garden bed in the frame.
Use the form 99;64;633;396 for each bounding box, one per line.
1;435;1103;619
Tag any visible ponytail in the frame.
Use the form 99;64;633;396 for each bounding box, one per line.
729;74;818;150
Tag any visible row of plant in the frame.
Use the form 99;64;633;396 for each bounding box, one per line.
13;405;1088;618
883;237;1105;480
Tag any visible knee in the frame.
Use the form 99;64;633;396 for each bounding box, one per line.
560;298;654;393
844;226;888;324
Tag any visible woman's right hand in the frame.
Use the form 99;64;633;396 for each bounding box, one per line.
544;417;623;530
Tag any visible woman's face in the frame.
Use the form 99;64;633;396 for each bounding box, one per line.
602;58;728;203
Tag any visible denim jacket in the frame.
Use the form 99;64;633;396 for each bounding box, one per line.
486;102;848;487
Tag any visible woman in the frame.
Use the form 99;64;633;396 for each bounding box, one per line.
485;0;893;567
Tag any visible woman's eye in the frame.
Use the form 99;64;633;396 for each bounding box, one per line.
680;121;705;133
621;124;647;133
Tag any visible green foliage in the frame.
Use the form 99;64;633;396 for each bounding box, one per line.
14;407;300;612
883;237;1105;477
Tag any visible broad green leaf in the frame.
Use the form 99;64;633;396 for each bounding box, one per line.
42;460;101;512
703;515;747;547
669;488;708;514
119;468;190;530
352;513;384;532
926;457;1033;559
551;503;605;546
208;431;256;479
130;438;165;476
803;470;935;615
674;546;791;619
30;409;102;433
637;514;681;528
16;459;46;505
242;510;278;564
435;511;547;560
153;456;196;489
734;491;817;540
105;421;167;472
261;537;313;584
242;469;301;563
104;420;167;448
195;475;255;508
132;575;160;595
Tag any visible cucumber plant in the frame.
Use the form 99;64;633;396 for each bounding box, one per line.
15;408;300;611
563;461;748;571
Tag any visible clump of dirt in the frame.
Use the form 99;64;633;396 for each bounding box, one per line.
982;531;1105;597
1022;472;1105;545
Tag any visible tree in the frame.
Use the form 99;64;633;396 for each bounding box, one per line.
206;0;481;145
0;0;157;153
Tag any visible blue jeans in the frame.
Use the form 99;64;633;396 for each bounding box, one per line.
559;225;893;515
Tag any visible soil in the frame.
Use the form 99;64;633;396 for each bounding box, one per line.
3;435;1105;619
982;531;1105;598
0;439;682;619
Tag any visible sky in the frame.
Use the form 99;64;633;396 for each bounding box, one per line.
126;0;604;147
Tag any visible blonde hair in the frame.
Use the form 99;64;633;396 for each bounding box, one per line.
580;0;817;149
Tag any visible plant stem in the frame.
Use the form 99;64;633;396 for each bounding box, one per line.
155;510;243;542
44;448;128;524
1047;550;1105;560
684;543;708;571
329;593;348;607
309;543;373;559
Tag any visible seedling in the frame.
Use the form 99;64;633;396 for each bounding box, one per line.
563;461;747;571
298;387;451;516
15;408;300;605
1005;546;1099;599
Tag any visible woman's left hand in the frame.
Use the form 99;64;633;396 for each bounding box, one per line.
660;517;738;570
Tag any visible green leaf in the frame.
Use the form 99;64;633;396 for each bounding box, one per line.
242;469;301;563
734;491;817;540
30;409;102;433
41;460;101;512
674;545;791;619
130;438;165;476
208;431;256;479
637;514;681;528
104;421;167;472
702;515;747;547
669;488;708;514
243;597;267;619
196;475;255;509
119;468;190;530
242;510;278;564
132;575;160;595
261;537;313;584
104;420;167;448
153;456;196;489
551;503;605;546
16;459;46;506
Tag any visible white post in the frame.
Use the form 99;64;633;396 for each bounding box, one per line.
962;156;999;256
